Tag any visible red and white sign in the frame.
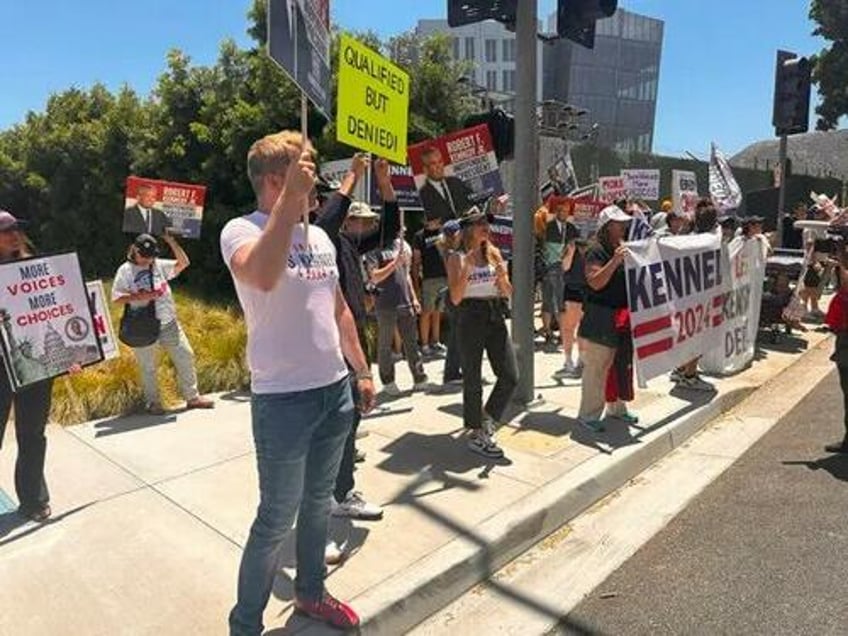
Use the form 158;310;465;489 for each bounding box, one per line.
672;170;699;215
123;176;207;239
408;124;504;205
86;280;118;361
598;176;627;203
571;198;606;238
625;233;726;383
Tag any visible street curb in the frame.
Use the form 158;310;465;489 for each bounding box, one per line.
330;338;832;636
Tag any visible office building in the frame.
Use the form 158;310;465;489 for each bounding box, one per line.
544;9;664;154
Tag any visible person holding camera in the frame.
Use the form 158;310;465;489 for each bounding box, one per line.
447;207;517;459
111;233;214;415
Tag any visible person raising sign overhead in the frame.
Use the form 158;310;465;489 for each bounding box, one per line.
418;146;473;222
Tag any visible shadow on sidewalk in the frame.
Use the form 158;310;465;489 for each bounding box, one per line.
0;502;93;547
91;412;178;437
754;332;810;358
220;390;251;403
377;430;511;479
783;455;848;482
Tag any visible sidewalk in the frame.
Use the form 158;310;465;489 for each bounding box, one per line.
0;325;833;636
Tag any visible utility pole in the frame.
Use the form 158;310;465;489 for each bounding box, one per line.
776;134;788;247
512;0;538;404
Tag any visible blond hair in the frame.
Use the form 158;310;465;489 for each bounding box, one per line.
246;130;305;197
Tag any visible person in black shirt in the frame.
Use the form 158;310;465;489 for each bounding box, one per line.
312;155;399;544
413;217;448;357
577;205;636;431
781;201;808;250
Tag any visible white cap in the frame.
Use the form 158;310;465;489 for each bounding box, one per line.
347;201;379;219
597;205;631;229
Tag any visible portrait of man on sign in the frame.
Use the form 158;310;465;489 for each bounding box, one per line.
123;182;172;237
417;146;473;223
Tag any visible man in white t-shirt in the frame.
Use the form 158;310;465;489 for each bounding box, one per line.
221;130;374;635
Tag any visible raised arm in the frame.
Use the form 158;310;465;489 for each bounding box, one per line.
162;233;190;276
228;150;314;292
314;153;369;239
586;246;627;291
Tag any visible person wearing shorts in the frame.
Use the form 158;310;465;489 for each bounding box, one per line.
413;217;448;356
541;197;580;346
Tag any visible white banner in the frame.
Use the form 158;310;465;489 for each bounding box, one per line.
621;169;660;200
625;233;726;383
86;280;119;361
598;175;627;203
699;238;765;375
0;252;103;390
672;170;699;215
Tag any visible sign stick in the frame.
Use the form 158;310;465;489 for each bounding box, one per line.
301;93;310;242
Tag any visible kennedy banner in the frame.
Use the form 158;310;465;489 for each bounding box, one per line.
625;233;726;383
268;0;332;115
368;163;423;210
86;280;119;361
123;177;207;239
408;125;504;221
621;169;660;201
0;253;103;390
699;237;765;375
336;33;410;164
488;216;513;259
672;170;699;215
599;175;627;203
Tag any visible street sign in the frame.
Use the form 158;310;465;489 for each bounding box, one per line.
267;0;332;116
336;33;410;164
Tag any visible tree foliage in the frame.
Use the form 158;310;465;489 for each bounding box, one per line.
0;1;473;299
810;0;848;130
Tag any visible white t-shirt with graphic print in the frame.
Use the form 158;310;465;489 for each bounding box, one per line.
220;212;347;394
111;259;179;325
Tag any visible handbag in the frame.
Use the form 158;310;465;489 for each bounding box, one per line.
118;264;160;348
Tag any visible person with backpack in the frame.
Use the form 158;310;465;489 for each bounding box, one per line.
111;233;214;415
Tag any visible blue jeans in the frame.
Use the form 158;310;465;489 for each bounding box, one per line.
229;376;355;636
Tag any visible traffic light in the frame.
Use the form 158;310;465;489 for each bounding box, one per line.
447;0;517;28
557;0;618;49
772;50;812;136
464;109;515;162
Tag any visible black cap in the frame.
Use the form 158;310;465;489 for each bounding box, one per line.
742;215;764;226
134;233;158;257
718;216;738;227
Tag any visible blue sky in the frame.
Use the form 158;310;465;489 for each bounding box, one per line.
0;1;827;156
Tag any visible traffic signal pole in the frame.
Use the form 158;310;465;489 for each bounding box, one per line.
512;0;538;404
777;133;788;247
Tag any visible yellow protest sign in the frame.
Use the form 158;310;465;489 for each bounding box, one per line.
336;33;410;164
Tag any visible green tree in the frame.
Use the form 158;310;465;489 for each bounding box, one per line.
810;0;848;130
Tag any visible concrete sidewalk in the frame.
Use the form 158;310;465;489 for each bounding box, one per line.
0;326;833;636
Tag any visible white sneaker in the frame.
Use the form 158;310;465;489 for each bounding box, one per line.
467;429;504;459
430;343;447;356
381;382;402;397
669;369;684;383
553;361;579;379
332;491;384;520
678;374;714;392
421;345;434;357
325;540;345;565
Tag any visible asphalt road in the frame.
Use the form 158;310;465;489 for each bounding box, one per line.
557;369;848;636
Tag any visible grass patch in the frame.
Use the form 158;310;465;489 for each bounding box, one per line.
51;281;248;425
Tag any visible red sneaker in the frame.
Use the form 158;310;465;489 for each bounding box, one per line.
294;593;360;630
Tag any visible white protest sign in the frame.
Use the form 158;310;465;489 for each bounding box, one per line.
86;280;119;361
0;252;103;390
621;169;660;200
598;175;627;203
625;233;726;383
699;237;765;375
672;170;699;214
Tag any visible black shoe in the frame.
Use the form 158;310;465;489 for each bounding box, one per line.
824;441;848;454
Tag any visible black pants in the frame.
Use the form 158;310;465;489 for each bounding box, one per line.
838;365;848;442
0;373;52;511
457;299;519;430
443;299;462;382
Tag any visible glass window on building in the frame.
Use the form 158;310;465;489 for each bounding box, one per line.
502;39;515;62
486;70;497;90
465;37;475;61
485;39;498;63
502;69;515;92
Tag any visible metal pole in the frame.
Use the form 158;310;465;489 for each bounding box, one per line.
512;0;538;404
776;133;788;247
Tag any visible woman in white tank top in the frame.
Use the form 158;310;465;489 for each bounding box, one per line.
446;206;518;460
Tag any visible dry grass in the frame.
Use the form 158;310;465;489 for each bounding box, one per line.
51;282;248;425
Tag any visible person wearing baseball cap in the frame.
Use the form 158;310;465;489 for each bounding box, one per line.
0;211;54;522
111;232;214;415
576;205;638;432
